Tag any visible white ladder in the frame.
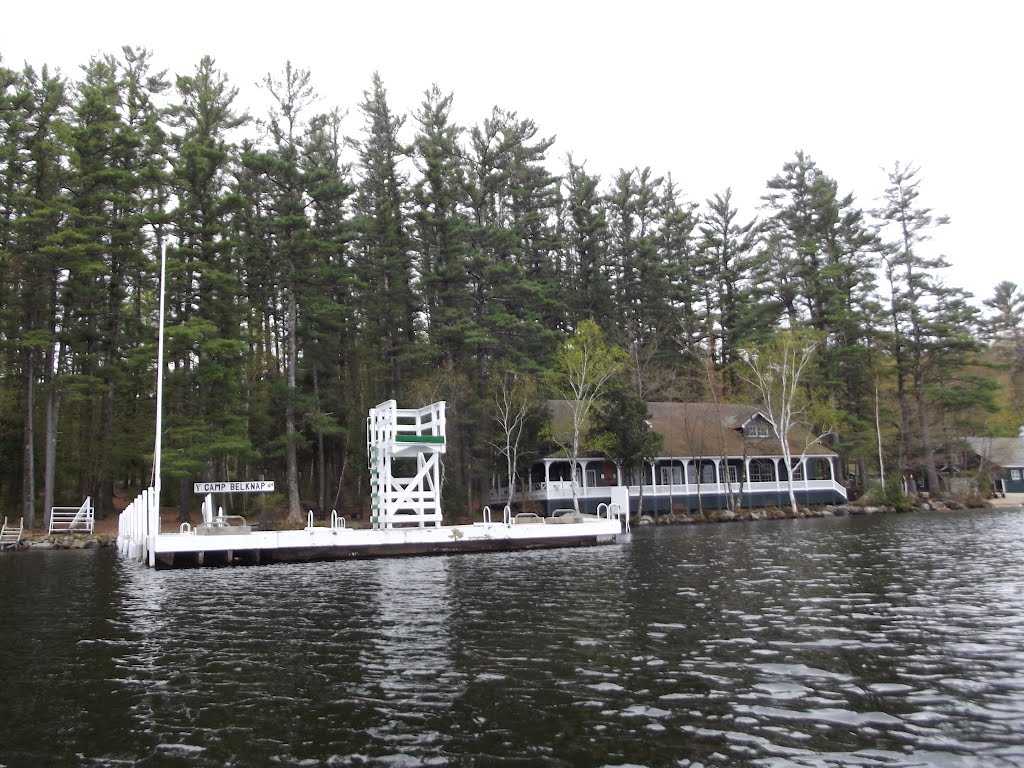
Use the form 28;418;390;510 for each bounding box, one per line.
1;517;24;549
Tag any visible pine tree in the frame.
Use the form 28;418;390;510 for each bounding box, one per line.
983;281;1024;425
698;189;764;390
762;151;881;473
562;157;611;328
63;49;169;516
165;55;252;518
300;107;356;513
606;167;669;345
353;73;417;399
876;163;990;492
465;107;561;377
0;63;69;526
411;84;472;369
242;61;317;522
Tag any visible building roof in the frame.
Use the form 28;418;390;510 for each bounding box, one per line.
966;437;1024;468
546;401;837;459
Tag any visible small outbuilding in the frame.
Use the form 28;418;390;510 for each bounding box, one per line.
966;429;1024;495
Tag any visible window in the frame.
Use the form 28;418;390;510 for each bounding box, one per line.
660;465;684;485
749;460;775;483
747;423;770;438
808;458;831;481
1012;469;1022;481
791;463;804;481
718;464;739;484
586;469;597;488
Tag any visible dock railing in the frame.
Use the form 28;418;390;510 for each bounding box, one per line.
117;487;159;564
49;497;95;534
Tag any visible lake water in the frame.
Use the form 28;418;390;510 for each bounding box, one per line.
2;509;1024;767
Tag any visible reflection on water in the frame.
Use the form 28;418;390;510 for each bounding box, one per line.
2;510;1024;766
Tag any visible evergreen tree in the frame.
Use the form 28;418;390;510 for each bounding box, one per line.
698;189;764;390
242;61;316;522
606;167;670;345
875;163;989;491
411;84;472;369
410;85;480;510
465;107;561;378
588;376;662;515
165;55;251;518
983;281;1024;427
656;175;701;357
300;107;356;513
561;157;612;328
63;49;169;516
762;151;881;473
353;72;417;399
0;63;69;526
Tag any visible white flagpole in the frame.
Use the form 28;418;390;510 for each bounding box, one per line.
153;242;168;509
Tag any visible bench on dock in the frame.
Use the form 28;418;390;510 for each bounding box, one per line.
1;517;24;549
49;497;94;535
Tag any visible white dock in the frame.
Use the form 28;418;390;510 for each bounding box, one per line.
143;512;627;568
119;399;629;568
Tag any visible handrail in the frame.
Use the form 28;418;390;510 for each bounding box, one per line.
49;497;94;534
482;505;492;524
611;502;630;532
330;510;346;530
503;505;512;525
512;512;540;525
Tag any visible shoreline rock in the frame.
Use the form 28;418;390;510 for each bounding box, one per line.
635;497;1007;527
4;533;117;552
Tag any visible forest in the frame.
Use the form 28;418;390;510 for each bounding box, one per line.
1;47;1022;529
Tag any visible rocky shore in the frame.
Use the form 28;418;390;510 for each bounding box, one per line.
12;533;118;551
635;495;1007;526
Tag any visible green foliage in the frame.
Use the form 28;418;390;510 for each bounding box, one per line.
588;381;663;472
865;476;913;513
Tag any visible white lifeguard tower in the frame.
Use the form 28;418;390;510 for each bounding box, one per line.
367;400;447;528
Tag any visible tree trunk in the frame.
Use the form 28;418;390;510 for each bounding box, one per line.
43;381;60;530
22;353;36;530
915;378;940;493
43;326;65;530
313;367;326;513
98;383;115;517
285;287;301;523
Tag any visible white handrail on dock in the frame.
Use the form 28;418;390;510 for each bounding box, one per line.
49;497;94;534
330;510;346;530
598;502;630;532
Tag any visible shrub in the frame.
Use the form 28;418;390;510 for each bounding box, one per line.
865;477;913;513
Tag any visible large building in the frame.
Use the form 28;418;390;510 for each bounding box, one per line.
491;402;848;515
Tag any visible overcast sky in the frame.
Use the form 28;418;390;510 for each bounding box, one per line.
3;0;1019;309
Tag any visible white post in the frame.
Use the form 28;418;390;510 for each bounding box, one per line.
152;242;167;526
